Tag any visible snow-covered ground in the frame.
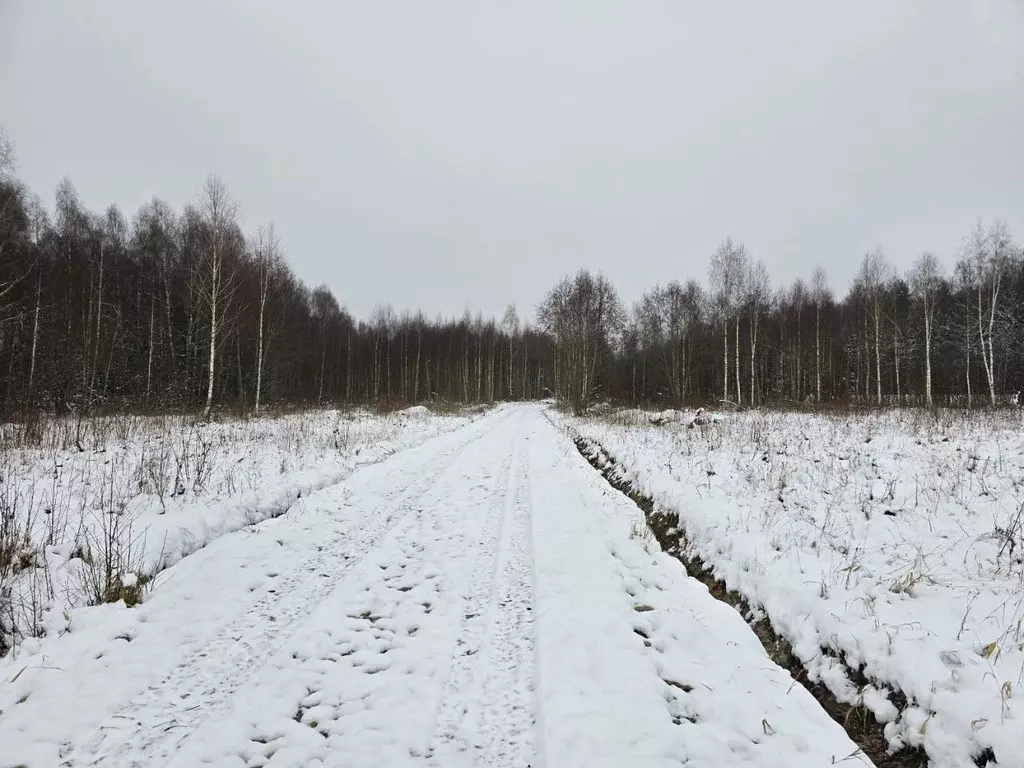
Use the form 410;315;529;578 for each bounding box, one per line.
0;404;863;767
0;406;479;653
566;407;1024;768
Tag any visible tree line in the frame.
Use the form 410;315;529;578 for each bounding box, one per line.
0;133;552;416
538;226;1024;413
3;128;1022;417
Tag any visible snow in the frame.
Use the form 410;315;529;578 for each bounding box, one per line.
566;407;1024;768
398;404;432;419
0;404;862;767
529;412;863;767
0;407;479;651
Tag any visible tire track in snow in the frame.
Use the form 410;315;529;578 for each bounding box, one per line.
428;412;537;768
58;414;505;768
164;408;521;767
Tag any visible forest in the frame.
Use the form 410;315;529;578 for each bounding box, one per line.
2;129;1023;418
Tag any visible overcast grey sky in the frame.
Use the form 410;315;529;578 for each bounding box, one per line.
2;1;1022;320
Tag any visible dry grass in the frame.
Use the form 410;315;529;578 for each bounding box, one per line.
1;404;481;656
573;404;1024;764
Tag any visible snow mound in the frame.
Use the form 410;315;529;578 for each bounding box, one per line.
398;405;431;419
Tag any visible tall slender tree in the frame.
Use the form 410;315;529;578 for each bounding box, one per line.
198;175;239;419
810;265;830;403
708;238;748;405
858;247;890;406
910;252;942;406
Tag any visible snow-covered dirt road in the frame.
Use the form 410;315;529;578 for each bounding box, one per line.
1;405;864;768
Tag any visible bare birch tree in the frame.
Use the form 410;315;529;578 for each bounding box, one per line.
963;219;1012;406
708;238;747;405
910;252;942;406
952;258;975;406
501;303;520;399
857;247;890;405
810;265;830;403
538;270;623;414
26;195;48;394
746;261;770;405
370;303;395;401
253;223;282;413
198;175;238;419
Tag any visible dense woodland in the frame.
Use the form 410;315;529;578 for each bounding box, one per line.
0;135;553;416
2;130;1023;417
543;226;1024;413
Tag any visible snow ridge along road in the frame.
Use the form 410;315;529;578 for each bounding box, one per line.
59;409;497;767
4;405;864;768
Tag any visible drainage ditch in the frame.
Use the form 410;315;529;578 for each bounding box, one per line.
572;434;940;768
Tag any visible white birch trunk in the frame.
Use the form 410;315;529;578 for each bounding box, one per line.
750;308;758;405
734;314;741;406
987;277;999;405
202;249;219;420
28;268;41;392
815;303;821;402
873;303;882;406
255;282;266;413
146;295;155;398
90;242;104;402
923;292;932;407
722;322;729;402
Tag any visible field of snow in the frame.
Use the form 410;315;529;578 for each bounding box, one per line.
0;404;864;768
0;405;481;655
566;406;1024;768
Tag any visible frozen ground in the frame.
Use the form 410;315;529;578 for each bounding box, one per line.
0;406;479;652
567;407;1024;768
0;404;863;768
